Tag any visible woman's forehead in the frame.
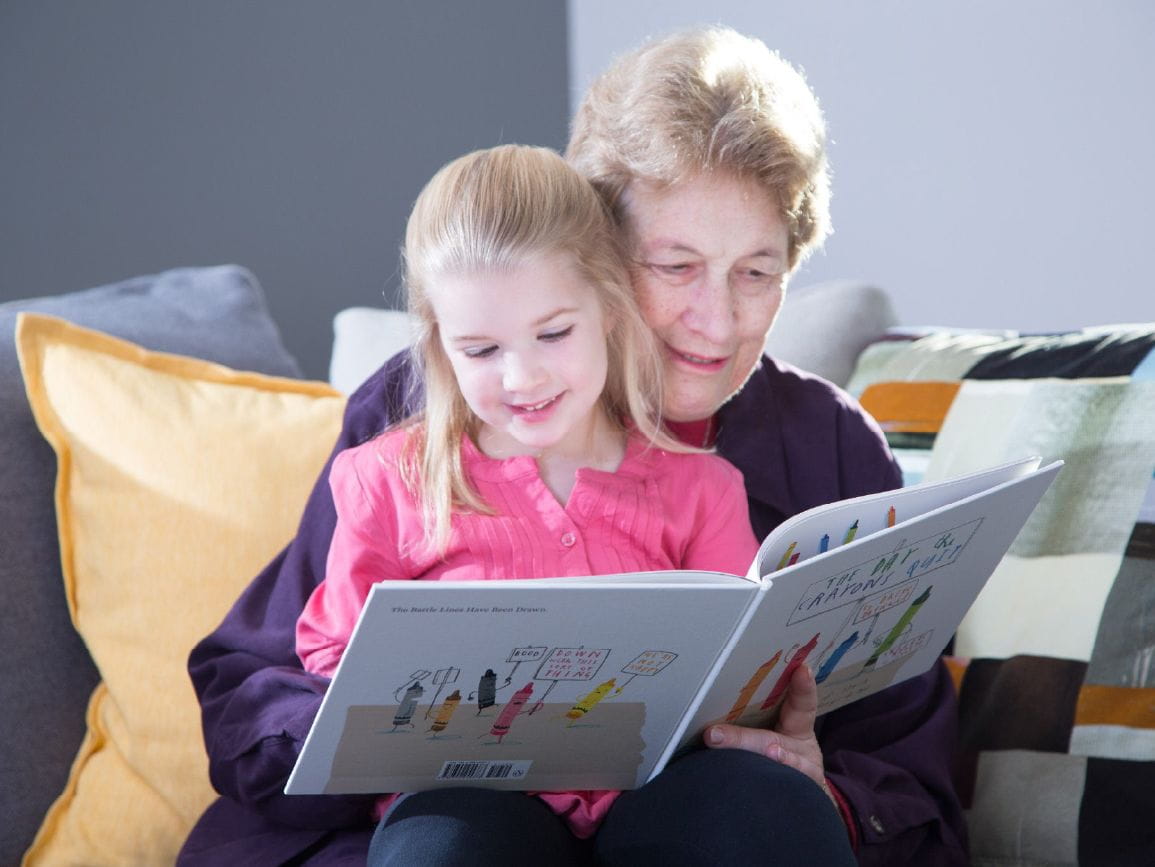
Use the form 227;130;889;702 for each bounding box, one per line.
621;173;788;259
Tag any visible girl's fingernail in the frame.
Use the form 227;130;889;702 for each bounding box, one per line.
706;727;723;745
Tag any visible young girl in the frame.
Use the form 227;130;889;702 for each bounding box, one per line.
295;144;759;838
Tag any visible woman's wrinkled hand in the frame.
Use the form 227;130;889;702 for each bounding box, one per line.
703;663;836;806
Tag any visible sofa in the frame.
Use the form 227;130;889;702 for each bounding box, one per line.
3;265;1152;866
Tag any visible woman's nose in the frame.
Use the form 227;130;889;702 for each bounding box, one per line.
681;271;737;344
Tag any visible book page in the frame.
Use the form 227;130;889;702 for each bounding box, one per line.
751;456;1042;582
287;580;755;795
669;461;1061;759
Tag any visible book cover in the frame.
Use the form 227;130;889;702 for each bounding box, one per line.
286;456;1061;795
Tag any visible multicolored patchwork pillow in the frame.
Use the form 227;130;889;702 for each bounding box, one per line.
850;325;1155;866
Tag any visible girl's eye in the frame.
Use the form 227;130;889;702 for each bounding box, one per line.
540;325;574;343
652;263;691;275
463;345;498;359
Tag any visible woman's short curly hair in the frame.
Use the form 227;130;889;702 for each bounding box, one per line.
567;26;831;271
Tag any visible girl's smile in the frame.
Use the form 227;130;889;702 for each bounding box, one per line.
431;249;620;469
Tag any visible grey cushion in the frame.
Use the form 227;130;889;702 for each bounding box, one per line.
0;265;301;864
765;280;899;388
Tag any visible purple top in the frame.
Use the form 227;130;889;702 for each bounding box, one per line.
179;354;968;866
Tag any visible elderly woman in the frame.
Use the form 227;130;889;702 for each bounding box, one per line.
181;27;966;866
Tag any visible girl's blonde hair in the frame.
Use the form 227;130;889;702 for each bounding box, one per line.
567;26;831;272
400;144;684;552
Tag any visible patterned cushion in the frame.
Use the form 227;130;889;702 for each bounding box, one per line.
851;325;1155;866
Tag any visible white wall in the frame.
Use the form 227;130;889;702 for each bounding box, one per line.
569;2;1154;331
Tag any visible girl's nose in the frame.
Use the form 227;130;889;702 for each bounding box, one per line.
502;351;546;393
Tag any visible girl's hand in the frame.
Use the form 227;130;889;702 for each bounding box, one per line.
704;664;836;807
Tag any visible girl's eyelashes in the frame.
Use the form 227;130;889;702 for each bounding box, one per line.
458;325;574;359
539;324;574;342
462;344;498;359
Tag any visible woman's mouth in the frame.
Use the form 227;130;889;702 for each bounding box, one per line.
667;345;727;371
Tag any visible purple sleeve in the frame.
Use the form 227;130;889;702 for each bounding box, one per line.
187;355;415;829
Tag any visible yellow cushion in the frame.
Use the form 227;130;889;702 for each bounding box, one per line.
16;313;345;866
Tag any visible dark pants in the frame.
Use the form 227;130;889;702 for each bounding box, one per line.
368;749;856;865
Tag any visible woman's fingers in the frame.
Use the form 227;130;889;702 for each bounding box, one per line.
776;663;819;739
704;665;830;800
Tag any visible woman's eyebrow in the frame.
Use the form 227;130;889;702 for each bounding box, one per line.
644;240;783;259
644;239;699;255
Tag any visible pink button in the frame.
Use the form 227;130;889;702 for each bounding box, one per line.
561;532;576;547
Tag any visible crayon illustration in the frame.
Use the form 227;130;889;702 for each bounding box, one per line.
392;681;424;729
529;646;611;714
504;646;549;687
527;679;559;715
475;669;497;714
776;541;797;571
859;613;882;647
427;689;462;736
489;682;533;743
842;520;859;545
566;677;617;724
614;650;678;694
887;506;897;528
725;651;782;722
863;586;932;670
787;552;800;567
760;633;820;710
423;666;461;719
819;534;830;554
815;631;859;684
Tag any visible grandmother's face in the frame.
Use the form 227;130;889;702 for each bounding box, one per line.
623;172;789;422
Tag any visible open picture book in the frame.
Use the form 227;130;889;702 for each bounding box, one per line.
286;455;1062;796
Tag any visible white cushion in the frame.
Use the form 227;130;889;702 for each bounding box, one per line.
329;307;415;394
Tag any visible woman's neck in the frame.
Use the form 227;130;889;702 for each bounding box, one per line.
665;415;717;449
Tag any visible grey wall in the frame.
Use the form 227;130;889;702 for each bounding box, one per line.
1;1;569;379
570;2;1155;332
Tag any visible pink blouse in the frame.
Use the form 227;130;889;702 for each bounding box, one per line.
297;427;759;837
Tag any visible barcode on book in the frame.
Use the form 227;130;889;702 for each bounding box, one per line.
436;760;532;781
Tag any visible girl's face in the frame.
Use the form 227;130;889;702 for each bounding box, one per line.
623;172;790;422
431;250;612;461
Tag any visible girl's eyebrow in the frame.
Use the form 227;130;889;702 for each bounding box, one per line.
448;308;580;343
534;307;579;326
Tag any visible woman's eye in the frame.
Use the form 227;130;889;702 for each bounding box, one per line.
734;267;783;296
648;262;697;284
540;325;574;343
463;345;498;359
